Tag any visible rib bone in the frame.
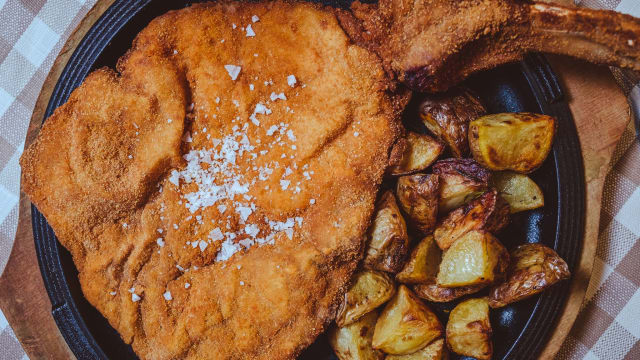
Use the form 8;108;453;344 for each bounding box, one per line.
341;0;640;93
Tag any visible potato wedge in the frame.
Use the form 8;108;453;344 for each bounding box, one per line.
446;298;493;360
364;191;410;273
469;113;556;173
413;281;485;303
419;88;486;158
434;190;509;250
396;174;440;234
396;236;441;284
437;230;509;287
389;132;444;176
491;171;544;213
432;159;489;213
385;338;448;360
388;137;408;171
329;311;385;360
373;285;443;355
337;271;397;327
489;243;570;308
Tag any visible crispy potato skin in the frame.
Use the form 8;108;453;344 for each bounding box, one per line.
413;281;485;303
469;113;556;173
432;159;490;213
329;311;385;360
385;338;448;360
432;158;491;183
389;132;444;176
446;298;493;360
419;88;487;157
491;171;544;213
372;286;443;355
434;189;509;250
337;270;397;327
489;243;570;308
396;174;440;234
364;191;410;273
396;235;442;284
437;230;509;287
388;138;408;170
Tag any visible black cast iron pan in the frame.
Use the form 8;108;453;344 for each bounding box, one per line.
31;1;585;359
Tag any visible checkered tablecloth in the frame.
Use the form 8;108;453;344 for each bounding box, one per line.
0;1;99;359
0;1;639;359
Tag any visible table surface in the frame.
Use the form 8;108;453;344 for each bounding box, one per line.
0;1;639;360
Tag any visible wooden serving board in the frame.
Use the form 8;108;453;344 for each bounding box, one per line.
0;1;632;359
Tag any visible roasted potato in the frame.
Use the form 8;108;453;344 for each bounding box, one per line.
337;270;397;327
434;190;509;250
413;281;485;303
388;138;408;171
389;132;444;176
385;338;448;360
329;311;385;360
432;159;490;213
419;88;486;157
437;230;509;287
489;243;570;308
396;174;440;234
364;191;410;273
372;285;443;355
446;298;493;360
491;171;544;213
469;113;556;173
396;236;441;284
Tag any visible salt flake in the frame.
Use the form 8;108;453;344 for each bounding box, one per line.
246;24;255;37
208;228;224;241
224;65;242;80
286;129;296;141
199;240;208;252
287;75;297;87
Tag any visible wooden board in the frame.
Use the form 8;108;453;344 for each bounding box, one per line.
0;2;631;360
0;2;116;359
540;55;631;359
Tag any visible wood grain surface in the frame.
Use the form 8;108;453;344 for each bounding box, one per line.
0;2;116;360
540;55;631;359
0;1;631;359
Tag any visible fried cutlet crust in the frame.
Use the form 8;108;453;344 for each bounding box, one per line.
20;2;407;359
339;0;640;93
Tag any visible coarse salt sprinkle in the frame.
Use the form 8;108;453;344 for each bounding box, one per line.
160;65;309;264
224;65;242;80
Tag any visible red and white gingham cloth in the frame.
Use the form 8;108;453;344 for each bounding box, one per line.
0;1;638;359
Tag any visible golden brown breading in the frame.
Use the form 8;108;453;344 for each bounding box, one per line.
340;0;640;92
20;2;406;359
